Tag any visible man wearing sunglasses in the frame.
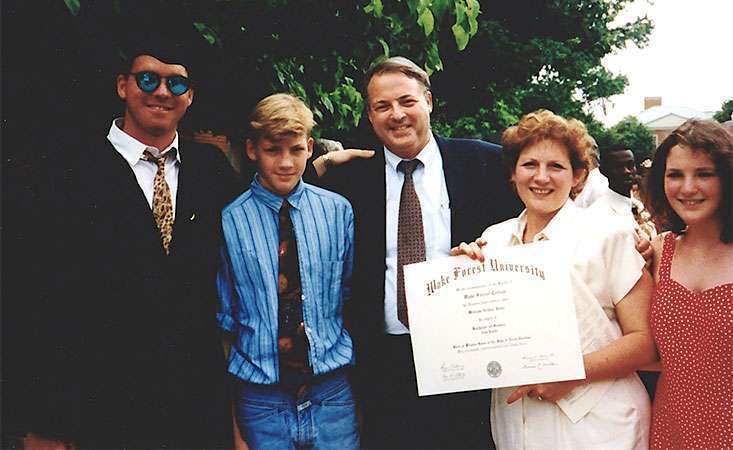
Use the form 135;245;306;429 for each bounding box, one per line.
20;36;241;449
116;59;194;149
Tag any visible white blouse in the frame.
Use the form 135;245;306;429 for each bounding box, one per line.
481;200;651;450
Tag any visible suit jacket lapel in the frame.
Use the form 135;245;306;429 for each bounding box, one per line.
435;134;467;245
171;143;195;254
99;140;160;225
348;148;387;295
374;148;388;261
91;140;162;248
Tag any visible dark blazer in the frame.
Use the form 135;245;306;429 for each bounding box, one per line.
318;134;521;370
29;138;242;448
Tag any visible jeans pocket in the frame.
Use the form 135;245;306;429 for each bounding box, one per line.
320;382;355;407
236;400;292;450
315;386;359;450
238;400;282;422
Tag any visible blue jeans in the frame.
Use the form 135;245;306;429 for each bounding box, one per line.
234;369;359;450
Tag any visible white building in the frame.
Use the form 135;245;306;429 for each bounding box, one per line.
638;97;714;146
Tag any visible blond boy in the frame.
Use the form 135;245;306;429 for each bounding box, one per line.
217;94;358;449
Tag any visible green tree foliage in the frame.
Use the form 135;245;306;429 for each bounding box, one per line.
431;0;652;140
193;0;481;137
63;0;480;141
713;99;733;123
62;0;651;143
606;116;655;163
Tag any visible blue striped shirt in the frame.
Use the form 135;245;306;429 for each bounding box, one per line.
217;177;355;384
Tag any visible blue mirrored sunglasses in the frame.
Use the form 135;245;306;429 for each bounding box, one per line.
130;71;191;96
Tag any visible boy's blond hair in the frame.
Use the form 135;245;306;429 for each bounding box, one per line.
249;93;315;141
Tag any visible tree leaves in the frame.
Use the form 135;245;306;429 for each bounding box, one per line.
607;116;655;162
452;24;469;51
363;0;384;17
449;0;480;50
713;99;733;123
417;7;435;36
433;0;653;139
63;0;80;16
60;0;652;142
377;38;390;58
193;22;221;47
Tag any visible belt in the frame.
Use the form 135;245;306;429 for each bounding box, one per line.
280;366;350;398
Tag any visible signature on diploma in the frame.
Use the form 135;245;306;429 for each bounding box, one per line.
440;362;466;381
520;353;559;370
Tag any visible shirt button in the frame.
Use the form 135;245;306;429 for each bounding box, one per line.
301;294;306;300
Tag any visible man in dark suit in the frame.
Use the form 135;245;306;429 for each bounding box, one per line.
312;57;520;449
20;38;240;449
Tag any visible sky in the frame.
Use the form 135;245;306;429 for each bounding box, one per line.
592;0;733;126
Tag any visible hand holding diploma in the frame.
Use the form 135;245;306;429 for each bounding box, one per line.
404;241;586;397
450;237;488;262
448;237;656;405
450;239;586;403
506;379;584;404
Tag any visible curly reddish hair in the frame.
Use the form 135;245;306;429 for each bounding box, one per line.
501;110;593;198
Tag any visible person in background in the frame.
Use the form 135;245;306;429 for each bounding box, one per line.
597;144;637;212
645;118;732;450
590;143;659;399
453;109;655;449
574;141;653;261
218;93;358;450
573;137;609;208
595;144;657;240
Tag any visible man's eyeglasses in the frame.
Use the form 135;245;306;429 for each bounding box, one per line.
130;71;191;96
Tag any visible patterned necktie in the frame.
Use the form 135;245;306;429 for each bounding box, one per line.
277;201;310;373
143;150;174;255
397;159;426;328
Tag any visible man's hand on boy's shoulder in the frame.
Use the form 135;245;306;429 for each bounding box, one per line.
314;149;375;177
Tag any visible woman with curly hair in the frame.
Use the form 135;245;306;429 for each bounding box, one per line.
453;110;655;449
645;119;732;449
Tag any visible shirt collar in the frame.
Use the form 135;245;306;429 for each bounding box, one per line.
383;134;439;173
249;175;306;212
107;118;181;166
511;199;578;245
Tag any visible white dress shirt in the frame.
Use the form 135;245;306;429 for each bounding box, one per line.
384;135;451;334
481;201;651;450
107;118;181;217
590;189;657;240
593;189;633;217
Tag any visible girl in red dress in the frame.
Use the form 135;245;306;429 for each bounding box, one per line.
646;119;733;449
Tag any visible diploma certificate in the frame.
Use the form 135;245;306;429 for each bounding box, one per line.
403;241;585;396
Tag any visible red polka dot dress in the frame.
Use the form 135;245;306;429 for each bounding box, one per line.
650;233;733;449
